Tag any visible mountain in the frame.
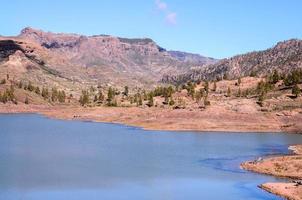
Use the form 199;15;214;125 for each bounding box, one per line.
0;27;215;88
163;39;302;84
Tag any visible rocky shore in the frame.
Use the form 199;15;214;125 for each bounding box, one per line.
241;145;302;200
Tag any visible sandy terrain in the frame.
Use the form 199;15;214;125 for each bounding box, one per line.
1;103;301;133
261;183;302;200
242;145;302;200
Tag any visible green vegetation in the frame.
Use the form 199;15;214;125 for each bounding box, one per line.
292;84;301;97
79;90;89;106
0;86;16;104
283;69;302;86
123;86;129;96
268;69;280;84
147;92;154;107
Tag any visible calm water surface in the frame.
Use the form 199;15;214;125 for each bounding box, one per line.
0;114;302;200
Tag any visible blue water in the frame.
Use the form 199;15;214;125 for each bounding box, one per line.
0;113;301;200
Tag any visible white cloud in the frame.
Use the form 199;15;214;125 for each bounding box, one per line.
154;0;177;26
155;0;167;11
165;12;177;25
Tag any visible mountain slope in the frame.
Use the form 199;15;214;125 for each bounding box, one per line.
163;39;302;84
11;27;216;87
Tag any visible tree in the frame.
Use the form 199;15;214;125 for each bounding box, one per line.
250;71;257;77
123;86;129;97
58;90;66;103
169;97;175;106
269;70;280;84
107;87;115;103
27;81;34;91
1;79;6;84
98;90;105;102
203;95;210;107
35;87;41;95
292;84;301;97
212;81;217;92
94;95;98;102
204;81;209;94
51;87;58;102
223;73;229;80
257;91;265;107
227;87;231;97
138;95;143;106
24;96;29;104
18;81;23;88
237;87;242;97
42;88;49;99
238;77;242;86
6;74;9;80
79;90;89;106
147;92;154;107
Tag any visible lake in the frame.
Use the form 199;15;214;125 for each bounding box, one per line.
0;114;301;200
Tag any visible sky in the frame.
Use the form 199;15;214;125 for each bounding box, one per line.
1;0;302;59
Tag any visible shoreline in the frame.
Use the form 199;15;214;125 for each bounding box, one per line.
1;104;302;133
241;145;302;200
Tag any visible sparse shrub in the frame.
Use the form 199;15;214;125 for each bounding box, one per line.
1;79;6;84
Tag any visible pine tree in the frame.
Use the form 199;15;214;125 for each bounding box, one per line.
204;81;209;94
213;81;217;92
123;86;129;96
35;87;41;95
51;87;58;102
147;92;154;107
238;77;241;86
107;87;115;103
292;84;301;97
98;90;105;102
258;91;265;107
227;87;231;97
42;88;49;99
25;96;29;104
79;90;89;106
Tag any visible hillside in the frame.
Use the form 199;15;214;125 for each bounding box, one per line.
1;27;215;88
163;39;302;85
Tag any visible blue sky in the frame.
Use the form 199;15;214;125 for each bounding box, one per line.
1;0;302;58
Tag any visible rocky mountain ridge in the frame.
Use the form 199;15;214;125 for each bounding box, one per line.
163;39;302;84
